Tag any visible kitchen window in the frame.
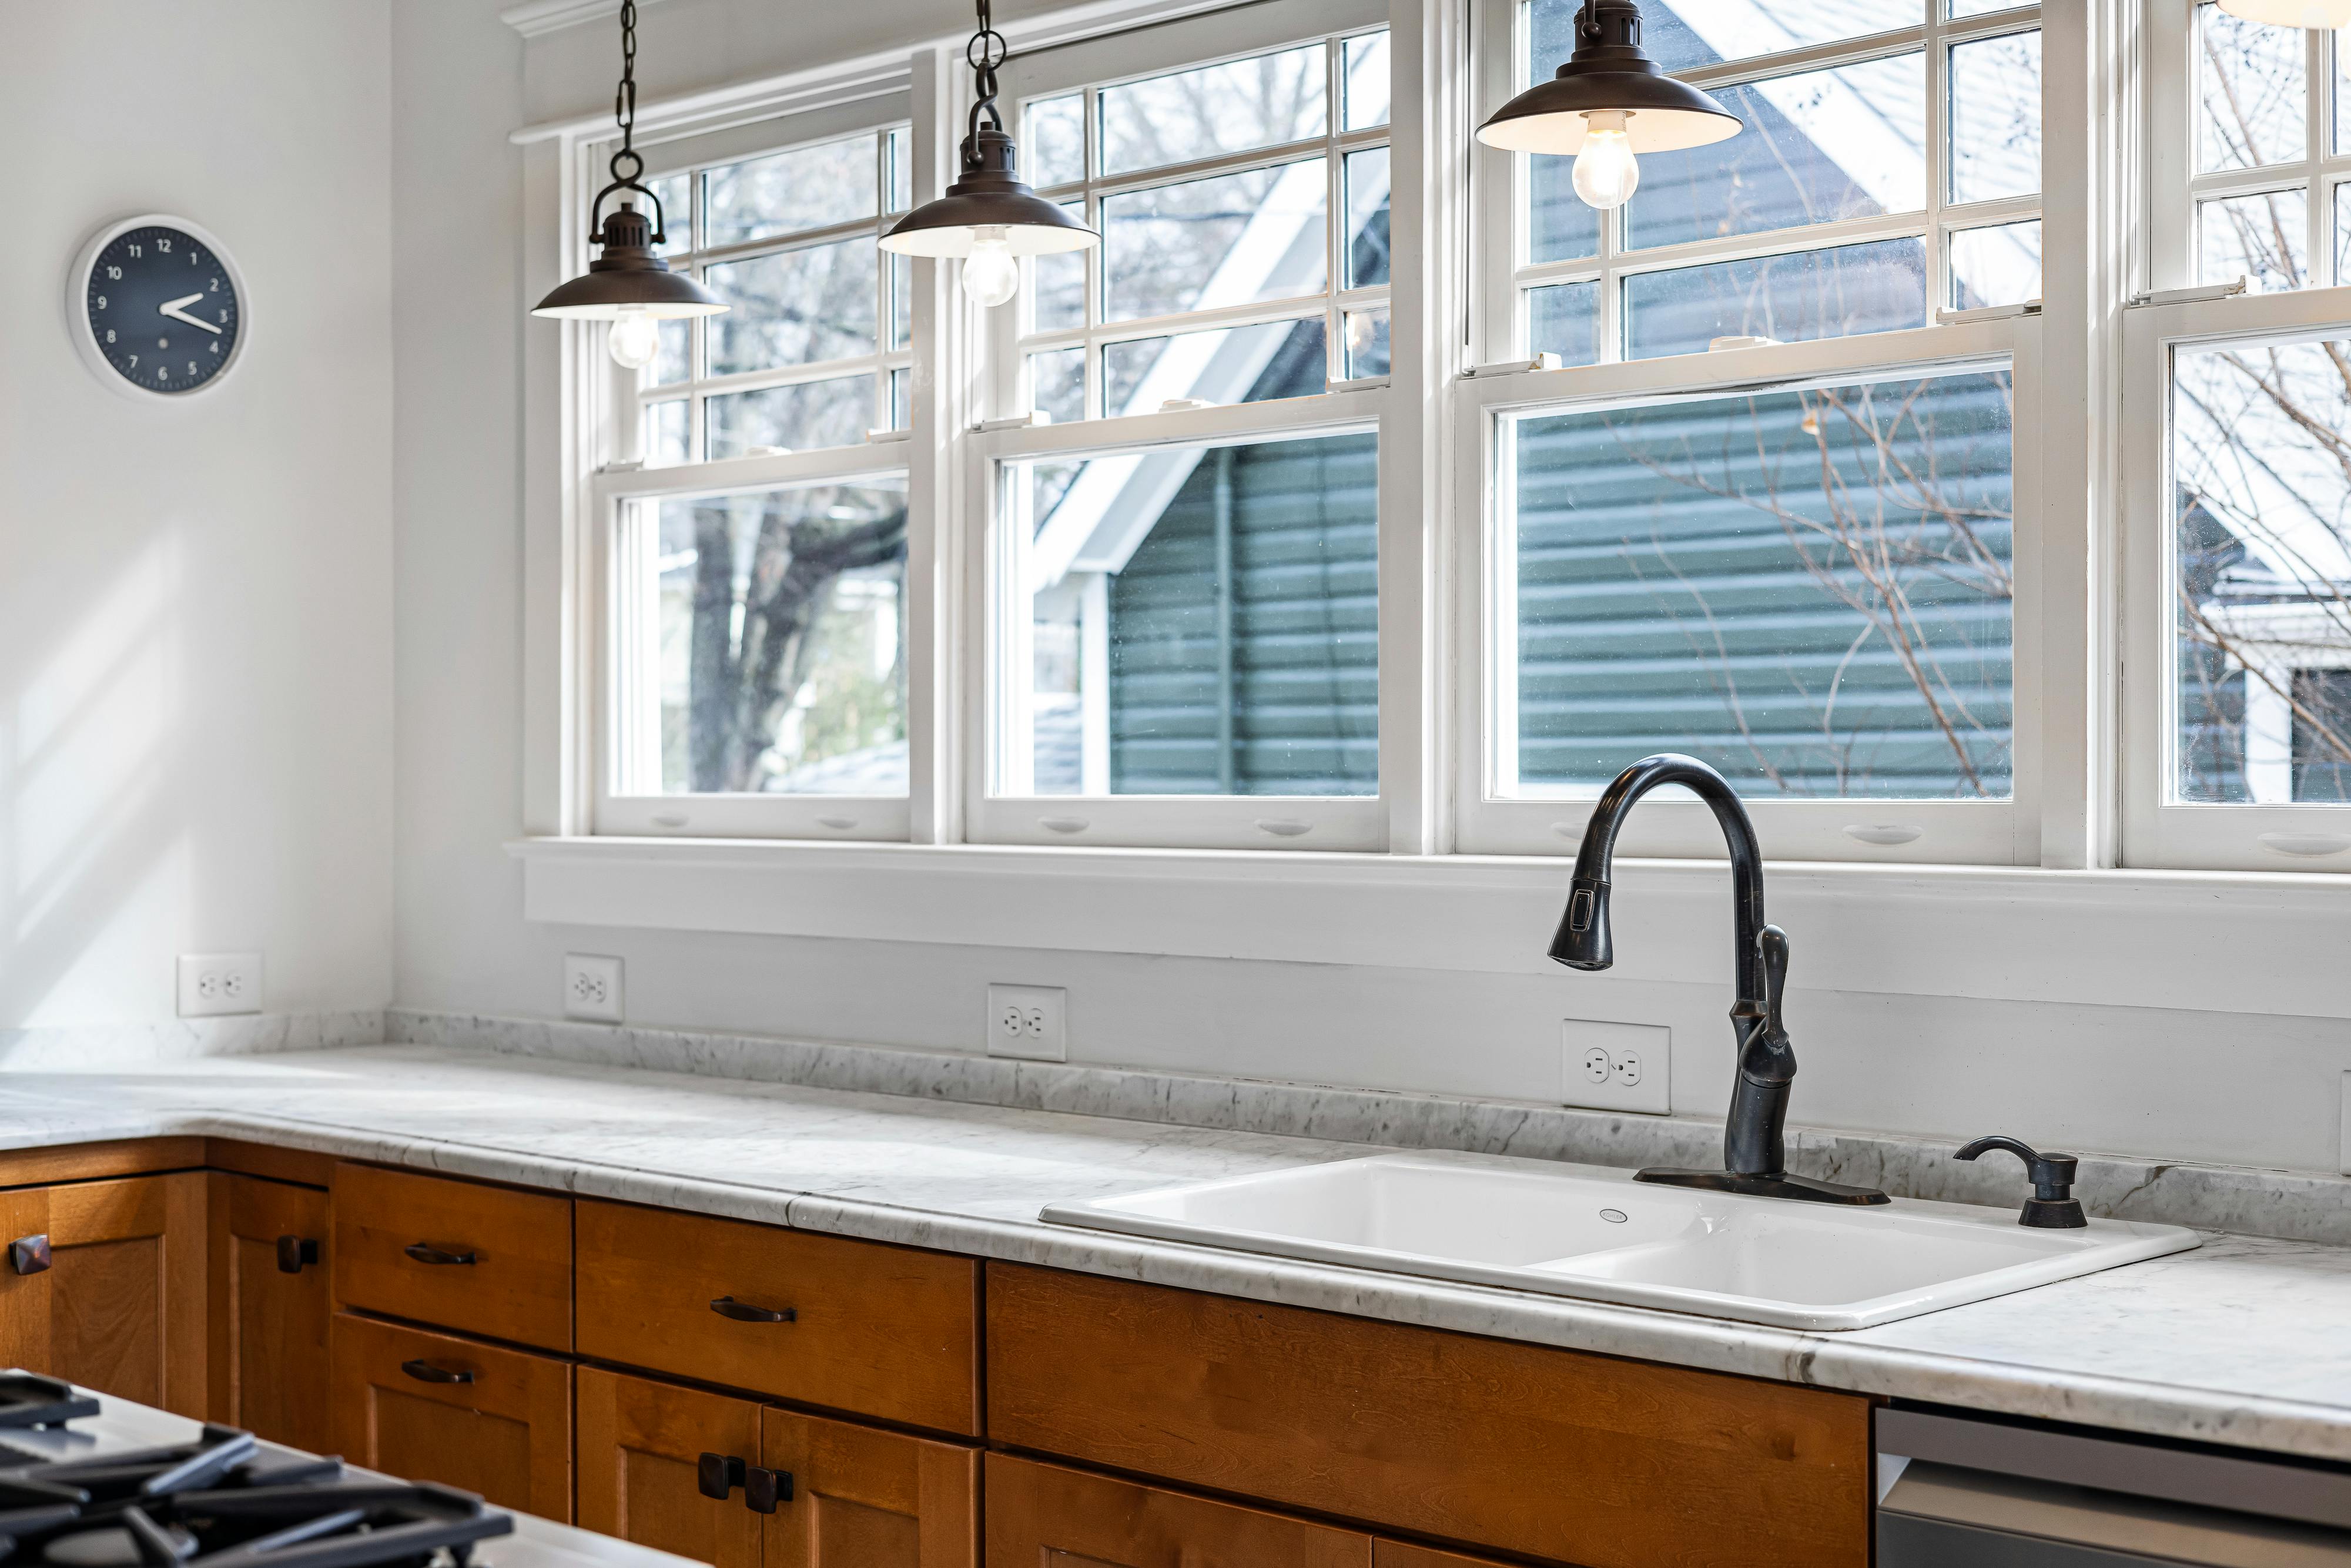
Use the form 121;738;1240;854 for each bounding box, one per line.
586;100;918;839
1456;0;2045;862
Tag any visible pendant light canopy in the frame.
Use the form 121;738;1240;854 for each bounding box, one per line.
532;0;725;364
2215;0;2351;26
880;0;1098;307
1477;0;1741;210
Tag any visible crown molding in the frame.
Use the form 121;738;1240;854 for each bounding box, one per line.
500;0;670;40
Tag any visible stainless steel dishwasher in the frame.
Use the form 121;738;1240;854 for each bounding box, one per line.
1877;1406;2351;1566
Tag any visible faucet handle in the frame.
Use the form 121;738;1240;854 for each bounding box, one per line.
1757;925;1789;1040
1955;1135;2087;1229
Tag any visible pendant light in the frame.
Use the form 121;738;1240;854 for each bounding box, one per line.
531;0;726;368
879;0;1098;308
1476;0;1742;212
2216;0;2351;26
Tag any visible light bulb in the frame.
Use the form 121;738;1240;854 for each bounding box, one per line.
608;310;661;371
962;226;1021;309
1572;109;1640;211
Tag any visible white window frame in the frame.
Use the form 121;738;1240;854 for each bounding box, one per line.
992;0;1396;424
2119;283;2351;871
583;97;927;840
1471;0;2046;369
1452;319;2046;862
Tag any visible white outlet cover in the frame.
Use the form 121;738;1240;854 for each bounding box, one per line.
987;983;1068;1062
1561;1018;1670;1114
564;954;624;1023
177;953;262;1018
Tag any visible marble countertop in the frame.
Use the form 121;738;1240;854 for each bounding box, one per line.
2;1045;2344;1462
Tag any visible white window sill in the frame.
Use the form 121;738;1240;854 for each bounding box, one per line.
507;836;2351;1022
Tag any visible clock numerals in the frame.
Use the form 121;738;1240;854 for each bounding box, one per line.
85;223;239;393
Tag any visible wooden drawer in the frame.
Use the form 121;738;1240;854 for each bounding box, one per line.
332;1163;572;1351
986;1265;1872;1568
984;1453;1369;1567
575;1201;979;1436
331;1312;571;1520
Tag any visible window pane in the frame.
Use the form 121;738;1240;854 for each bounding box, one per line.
1949;0;2025;14
1030;346;1085;424
1026;94;1086;187
1032;200;1089;333
1506;370;2014;798
886;128;912;212
1626;53;1927;252
1625;238;1928;360
651;482;907;795
1344;307;1391;378
1950;31;2041;204
1103;159;1328;323
888;366;910;430
648;398;690;467
889;252;912;351
1345;148;1392;289
706;375;873;458
2198;4;2305;173
1344;32;1392;130
1103;317;1327;417
1528;281;1602;365
1006;432;1378;796
2199;188;2308;293
645;172;690;254
706;239;878;374
703;135;877;246
654;319;691;385
1100;43;1327;177
1529;0;1918;78
1529;166;1602;265
2171;336;2351;803
1950;219;2041;308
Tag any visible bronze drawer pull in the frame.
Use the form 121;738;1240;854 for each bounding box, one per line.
708;1295;795;1324
403;1242;478;1267
276;1235;320;1274
399;1359;475;1386
8;1235;50;1276
743;1465;791;1513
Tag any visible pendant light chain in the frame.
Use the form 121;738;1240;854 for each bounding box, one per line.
597;0;669;243
965;0;1010;139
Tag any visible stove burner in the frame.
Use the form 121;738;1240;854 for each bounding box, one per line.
0;1381;98;1433
0;1419;511;1568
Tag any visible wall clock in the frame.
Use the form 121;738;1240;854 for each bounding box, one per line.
68;215;247;399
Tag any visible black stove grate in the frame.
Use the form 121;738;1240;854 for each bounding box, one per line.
0;1381;98;1433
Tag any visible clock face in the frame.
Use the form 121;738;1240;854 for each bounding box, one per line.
82;223;242;394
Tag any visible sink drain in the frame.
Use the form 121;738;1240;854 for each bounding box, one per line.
1599;1208;1628;1224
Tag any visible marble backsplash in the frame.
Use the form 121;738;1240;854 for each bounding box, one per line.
0;1010;385;1069
386;1007;2351;1249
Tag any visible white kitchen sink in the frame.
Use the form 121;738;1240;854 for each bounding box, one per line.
1039;1150;2200;1331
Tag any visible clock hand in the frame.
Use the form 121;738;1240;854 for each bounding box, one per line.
157;294;222;335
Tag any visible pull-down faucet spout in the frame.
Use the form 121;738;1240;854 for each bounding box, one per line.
1554;754;1888;1206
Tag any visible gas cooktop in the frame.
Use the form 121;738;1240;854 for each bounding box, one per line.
0;1376;685;1568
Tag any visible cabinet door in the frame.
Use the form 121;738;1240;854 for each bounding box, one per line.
762;1407;975;1568
577;1367;764;1568
46;1174;207;1416
331;1311;571;1519
207;1174;330;1450
983;1454;1367;1568
0;1187;52;1372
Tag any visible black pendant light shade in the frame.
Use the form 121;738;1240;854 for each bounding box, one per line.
1477;0;1742;156
880;127;1097;259
533;202;726;319
879;0;1099;262
530;0;728;324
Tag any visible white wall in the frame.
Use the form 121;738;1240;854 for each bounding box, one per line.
0;2;394;1030
389;0;2351;1178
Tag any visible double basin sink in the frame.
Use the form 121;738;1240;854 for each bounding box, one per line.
1042;1150;2199;1331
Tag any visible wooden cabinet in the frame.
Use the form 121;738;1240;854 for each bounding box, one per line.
331;1311;571;1519
206;1173;331;1451
575;1200;979;1436
762;1404;975;1568
0;1174;209;1416
987;1263;1873;1568
579;1367;976;1568
1369;1545;1518;1568
333;1163;573;1352
984;1454;1369;1567
578;1367;765;1568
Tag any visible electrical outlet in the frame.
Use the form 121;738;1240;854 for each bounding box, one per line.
564;954;624;1023
177;953;261;1018
986;983;1067;1061
1561;1018;1669;1114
